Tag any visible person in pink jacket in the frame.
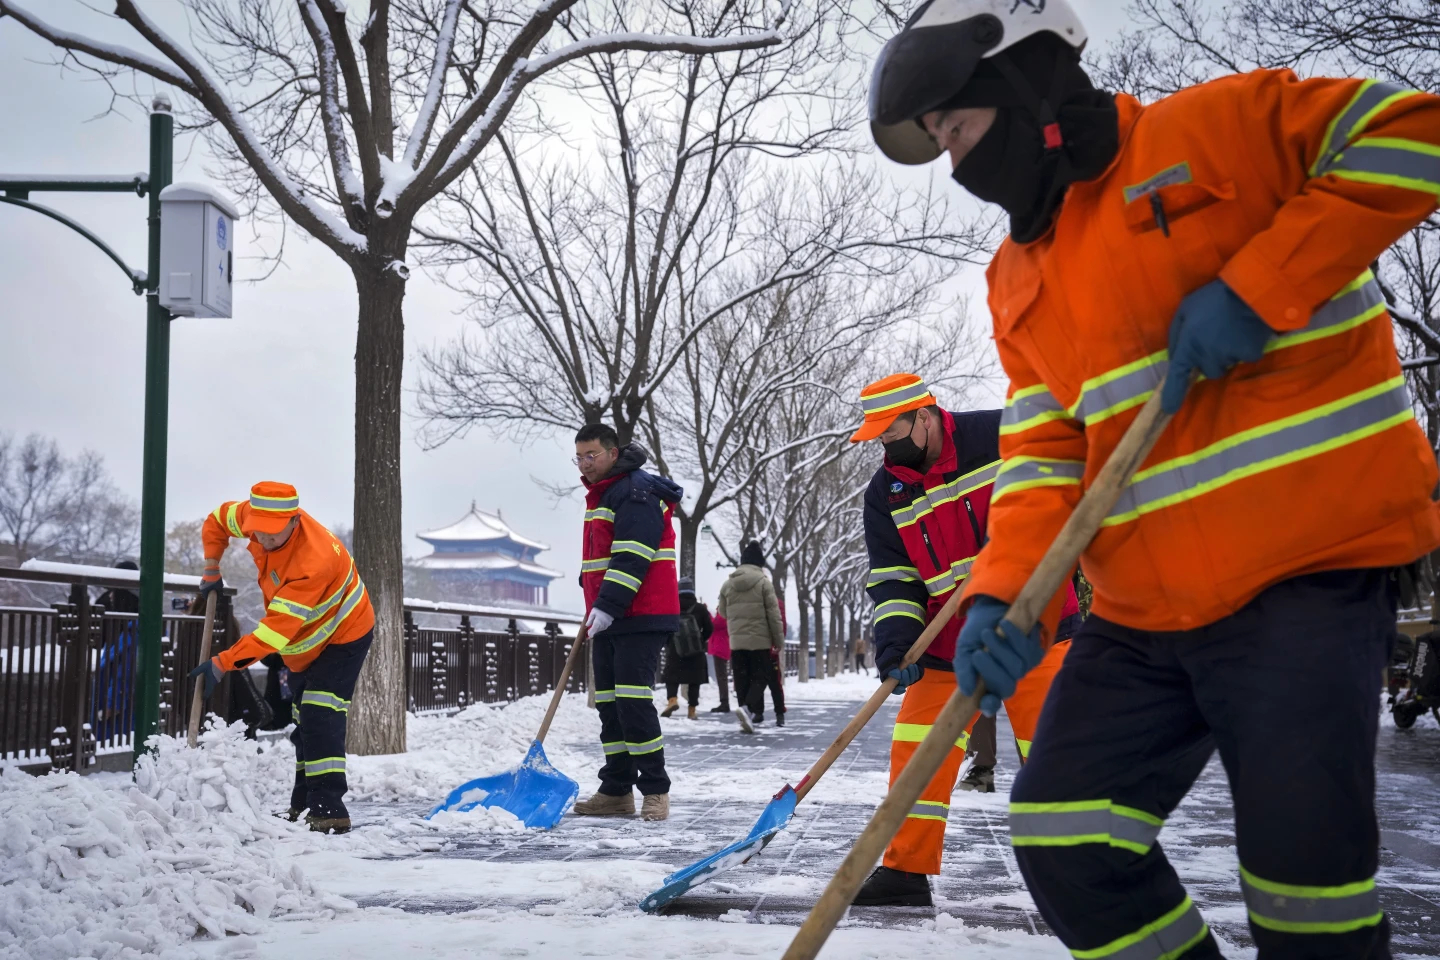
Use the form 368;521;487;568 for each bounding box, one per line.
707;613;732;713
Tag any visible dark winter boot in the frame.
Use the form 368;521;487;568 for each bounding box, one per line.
306;815;352;835
852;866;933;907
957;763;995;793
709;704;730;713
776;710;786;728
660;697;680;718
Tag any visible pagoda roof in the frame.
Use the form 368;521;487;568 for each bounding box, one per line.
417;503;549;551
409;554;563;581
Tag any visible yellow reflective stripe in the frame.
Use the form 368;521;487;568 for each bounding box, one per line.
304;756;346;777
1105;378;1412;527
654;548;677;563
862;378;935;414
279;578;367;657
908;800;950;822
1070;897;1208;960
602;740;627;755
1002;383;1073;435
888;460;1000;529
268;596;313;620
874;599;925;624
300;690;350;713
993;457;1085;504
1313;79;1420;176
250;492;299;512
627;736;664;756
1328;136;1440;196
253;622;292;650
581;558;609;573
224;502;243;538
893;722;969;749
603;569;643;591
584;507;615;523
1016;737;1032;759
1070;350;1167;427
1240;867;1383;934
867;565;921;587
594;689;617;703
610;540;657;560
616;684;652;699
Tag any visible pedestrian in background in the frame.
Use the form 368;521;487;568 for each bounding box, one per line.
662;577;712;720
717;541;784;733
708;613;733;713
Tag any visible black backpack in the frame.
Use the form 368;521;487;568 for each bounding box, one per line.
673;612;706;658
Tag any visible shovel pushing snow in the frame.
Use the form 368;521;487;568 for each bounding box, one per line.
428;625;587;830
639;588;967;913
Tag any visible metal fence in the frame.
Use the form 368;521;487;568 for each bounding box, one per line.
0;565;583;771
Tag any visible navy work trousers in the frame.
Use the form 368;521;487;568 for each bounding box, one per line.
288;633;372;819
1012;569;1396;960
593;630;670;796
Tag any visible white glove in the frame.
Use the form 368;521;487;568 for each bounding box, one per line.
585;607;615;636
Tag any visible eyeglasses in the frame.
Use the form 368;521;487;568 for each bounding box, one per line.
571;452;608;466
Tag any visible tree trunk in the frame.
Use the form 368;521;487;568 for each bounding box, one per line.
811;591;824;679
795;574;809;683
678;512;699;582
347;262;408;756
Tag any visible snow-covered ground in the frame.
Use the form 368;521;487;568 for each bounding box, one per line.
3;673;1437;960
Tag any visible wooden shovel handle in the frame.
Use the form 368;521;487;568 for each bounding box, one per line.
782;385;1173;960
793;588;965;802
537;624;588;744
187;590;219;749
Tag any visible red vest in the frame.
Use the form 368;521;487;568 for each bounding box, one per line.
582;472;680;623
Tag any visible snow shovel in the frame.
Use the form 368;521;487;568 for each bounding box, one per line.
782;384;1175;960
427;625;587;829
187;590;219;748
640;559;971;912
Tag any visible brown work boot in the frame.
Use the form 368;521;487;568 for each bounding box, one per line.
306;815;351;835
687;705;697;720
641;794;670;821
660;697;680;718
573;791;636;816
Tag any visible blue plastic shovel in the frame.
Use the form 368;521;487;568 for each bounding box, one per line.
428;626;587;830
638;592;965;913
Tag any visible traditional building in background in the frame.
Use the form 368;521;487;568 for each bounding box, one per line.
411;504;563;607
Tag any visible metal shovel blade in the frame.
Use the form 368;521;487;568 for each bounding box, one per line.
426;740;579;830
639;785;799;913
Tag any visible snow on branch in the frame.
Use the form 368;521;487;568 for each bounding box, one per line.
298;0;365;214
403;0;464;169
0;1;198;95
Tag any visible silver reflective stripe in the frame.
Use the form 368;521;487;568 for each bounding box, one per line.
1077;898;1208;960
1010;803;1162;853
909;801;949;820
250;494;300;511
1002;385;1071;435
1329;139;1440;195
922;556;977;597
889;460;1001;529
1267;274;1386;351
602;741;627;755
875;598;925;623
594;689;616;703
1072;355;1166;427
304;757;346;777
1314;80;1416;175
581;558;609;573
300;690;350;713
867;565;920;587
993;458;1085;501
1106;379;1411;526
862;379;933;414
1240;869;1382;933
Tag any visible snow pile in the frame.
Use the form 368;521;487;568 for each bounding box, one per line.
782;670;880;701
0;724;352;960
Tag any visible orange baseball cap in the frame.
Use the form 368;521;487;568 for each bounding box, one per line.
849;373;937;443
246;481;300;534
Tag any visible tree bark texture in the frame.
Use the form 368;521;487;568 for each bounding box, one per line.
678;515;699;582
796;580;809;683
347;262;408;756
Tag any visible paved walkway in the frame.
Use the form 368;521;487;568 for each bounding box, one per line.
351;694;1440;955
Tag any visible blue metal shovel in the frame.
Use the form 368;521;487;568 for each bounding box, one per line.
639;593;965;913
427;626;587;830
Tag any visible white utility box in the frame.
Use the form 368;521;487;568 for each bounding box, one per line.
158;183;238;318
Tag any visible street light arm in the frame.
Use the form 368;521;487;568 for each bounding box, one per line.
0;1;199;96
0;194;146;293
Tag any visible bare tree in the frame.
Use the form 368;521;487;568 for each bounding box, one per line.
0;0;779;753
0;433;139;566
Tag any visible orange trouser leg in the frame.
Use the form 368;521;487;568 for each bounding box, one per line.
1000;639;1070;762
882;670;970;875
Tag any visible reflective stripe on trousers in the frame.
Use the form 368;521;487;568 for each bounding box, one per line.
1009;799;1164;855
1240;867;1383;934
1070;897;1209;960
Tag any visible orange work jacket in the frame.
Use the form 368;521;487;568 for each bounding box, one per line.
966;69;1440;634
203;503;374;672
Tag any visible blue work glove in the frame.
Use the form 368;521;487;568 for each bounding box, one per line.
1161;279;1275;414
953;596;1044;717
886;663;923;696
188;658;223;700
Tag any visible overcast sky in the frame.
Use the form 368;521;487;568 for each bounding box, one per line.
0;1;1130;614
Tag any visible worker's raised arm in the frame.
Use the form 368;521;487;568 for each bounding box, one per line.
964;345;1089;644
1219;70;1440;331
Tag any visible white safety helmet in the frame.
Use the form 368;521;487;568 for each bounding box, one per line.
869;0;1088;165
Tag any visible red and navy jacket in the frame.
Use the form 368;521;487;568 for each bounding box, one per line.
864;409;1080;674
582;445;682;636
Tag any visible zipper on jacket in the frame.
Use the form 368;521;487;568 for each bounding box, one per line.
918;520;942;571
963;497;984;547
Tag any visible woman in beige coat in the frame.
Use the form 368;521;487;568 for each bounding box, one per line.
717;542;784;732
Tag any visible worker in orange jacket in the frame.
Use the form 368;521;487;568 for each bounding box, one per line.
870;1;1440;957
189;481;374;834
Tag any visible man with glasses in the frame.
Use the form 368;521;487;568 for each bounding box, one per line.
571;424;684;822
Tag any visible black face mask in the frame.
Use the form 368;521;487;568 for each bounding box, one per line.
884;417;929;471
